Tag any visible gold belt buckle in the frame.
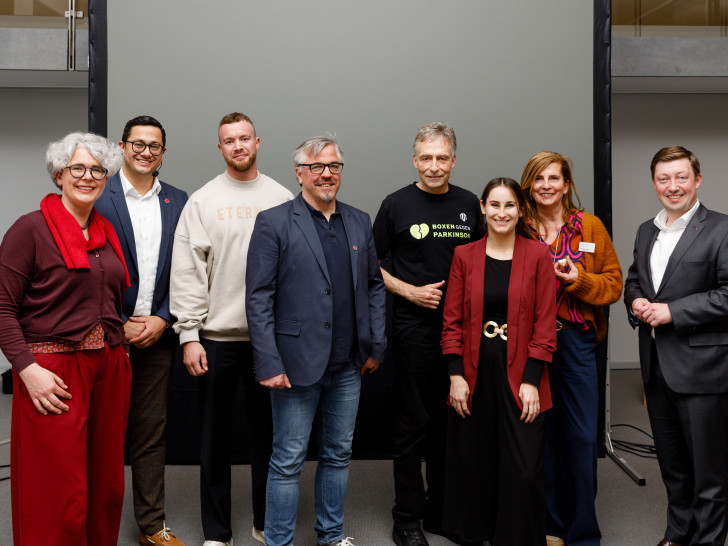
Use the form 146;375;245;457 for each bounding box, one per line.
483;320;507;341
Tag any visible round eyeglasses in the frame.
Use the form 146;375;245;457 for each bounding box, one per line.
65;164;108;180
298;162;344;175
125;140;164;156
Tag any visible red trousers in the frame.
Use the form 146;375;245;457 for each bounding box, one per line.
11;344;132;546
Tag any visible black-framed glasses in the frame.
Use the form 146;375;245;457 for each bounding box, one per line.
65;164;108;180
298;162;344;175
124;140;164;156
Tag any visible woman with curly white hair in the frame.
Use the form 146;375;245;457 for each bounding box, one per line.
0;132;132;545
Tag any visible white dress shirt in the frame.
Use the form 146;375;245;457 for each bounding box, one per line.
650;200;700;293
120;169;163;316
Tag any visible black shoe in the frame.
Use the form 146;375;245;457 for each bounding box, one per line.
392;527;429;546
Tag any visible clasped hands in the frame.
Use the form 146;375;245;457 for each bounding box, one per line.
631;297;673;327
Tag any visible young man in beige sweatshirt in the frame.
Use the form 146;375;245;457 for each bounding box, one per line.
170;112;293;546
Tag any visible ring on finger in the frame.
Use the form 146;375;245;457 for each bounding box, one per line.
41;398;49;406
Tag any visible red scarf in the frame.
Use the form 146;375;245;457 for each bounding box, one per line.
40;193;130;288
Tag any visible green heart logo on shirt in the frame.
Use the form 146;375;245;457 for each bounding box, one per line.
410;223;429;239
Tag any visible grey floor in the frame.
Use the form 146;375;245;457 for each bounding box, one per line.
0;370;708;545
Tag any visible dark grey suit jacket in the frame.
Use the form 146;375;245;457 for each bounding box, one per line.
245;194;387;387
624;204;728;393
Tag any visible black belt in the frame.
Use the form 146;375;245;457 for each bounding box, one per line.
556;320;580;331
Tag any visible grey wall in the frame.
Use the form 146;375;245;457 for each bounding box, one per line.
610;93;728;367
0;87;88;369
107;1;595;218
0;2;596;371
0;87;88;232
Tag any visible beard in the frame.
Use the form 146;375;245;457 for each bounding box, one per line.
314;181;338;203
225;149;257;173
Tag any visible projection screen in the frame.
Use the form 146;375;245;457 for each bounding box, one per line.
100;0;600;461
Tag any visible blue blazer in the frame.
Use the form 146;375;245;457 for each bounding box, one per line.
246;194;387;386
95;173;188;342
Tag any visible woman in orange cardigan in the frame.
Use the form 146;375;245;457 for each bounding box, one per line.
521;152;622;546
441;177;556;546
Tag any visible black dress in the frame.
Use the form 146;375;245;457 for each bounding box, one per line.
442;255;546;546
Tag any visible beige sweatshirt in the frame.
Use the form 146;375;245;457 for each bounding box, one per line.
171;171;293;343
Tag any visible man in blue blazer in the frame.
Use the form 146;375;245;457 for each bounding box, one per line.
95;115;188;546
625;146;728;546
246;135;386;546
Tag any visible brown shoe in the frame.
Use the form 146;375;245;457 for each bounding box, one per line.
546;536;564;546
657;540;684;546
139;522;186;546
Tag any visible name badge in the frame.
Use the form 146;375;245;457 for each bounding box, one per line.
579;242;595;253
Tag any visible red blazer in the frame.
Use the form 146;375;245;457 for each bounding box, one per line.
441;235;557;411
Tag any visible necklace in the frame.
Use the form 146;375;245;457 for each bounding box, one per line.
80;217;91;230
539;228;561;263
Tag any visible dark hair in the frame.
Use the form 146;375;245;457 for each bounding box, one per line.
650;145;700;178
121;115;166;147
480;177;530;238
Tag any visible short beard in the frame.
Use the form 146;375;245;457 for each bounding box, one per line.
225;150;257;173
314;181;338;203
319;189;335;202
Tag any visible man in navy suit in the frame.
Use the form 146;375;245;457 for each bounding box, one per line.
95;115;188;546
246;135;387;546
625;146;728;546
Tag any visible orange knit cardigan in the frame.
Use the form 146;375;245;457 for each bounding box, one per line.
561;211;623;343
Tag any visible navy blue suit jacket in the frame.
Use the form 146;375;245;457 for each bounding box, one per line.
95;173;188;345
246;194;387;386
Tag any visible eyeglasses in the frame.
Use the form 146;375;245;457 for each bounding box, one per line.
65;164;108;180
298;162;344;175
124;140;164;156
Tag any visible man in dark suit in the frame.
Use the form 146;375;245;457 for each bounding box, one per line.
246;135;387;546
95;115;188;546
624;146;728;546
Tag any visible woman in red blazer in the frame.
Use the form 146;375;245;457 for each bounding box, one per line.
440;177;556;546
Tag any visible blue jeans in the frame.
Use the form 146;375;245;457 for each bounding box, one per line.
265;365;361;546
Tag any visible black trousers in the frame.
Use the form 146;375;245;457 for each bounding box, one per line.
392;326;449;530
645;340;728;546
198;338;273;542
443;337;546;546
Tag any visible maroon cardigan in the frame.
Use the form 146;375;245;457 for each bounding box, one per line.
441;235;557;411
0;210;127;372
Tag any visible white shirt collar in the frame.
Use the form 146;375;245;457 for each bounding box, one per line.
119;168;162;199
653;199;700;232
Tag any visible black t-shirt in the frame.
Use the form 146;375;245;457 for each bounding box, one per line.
373;182;484;337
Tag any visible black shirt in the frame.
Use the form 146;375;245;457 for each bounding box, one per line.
305;200;358;371
446;254;543;386
373;182;484;337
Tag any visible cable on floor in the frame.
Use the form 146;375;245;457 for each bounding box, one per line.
610;423;657;459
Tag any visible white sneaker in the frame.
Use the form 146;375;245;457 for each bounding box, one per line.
202;539;233;546
251;527;265;544
328;538;356;546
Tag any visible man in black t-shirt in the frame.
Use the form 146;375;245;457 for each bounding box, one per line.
373;122;484;546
